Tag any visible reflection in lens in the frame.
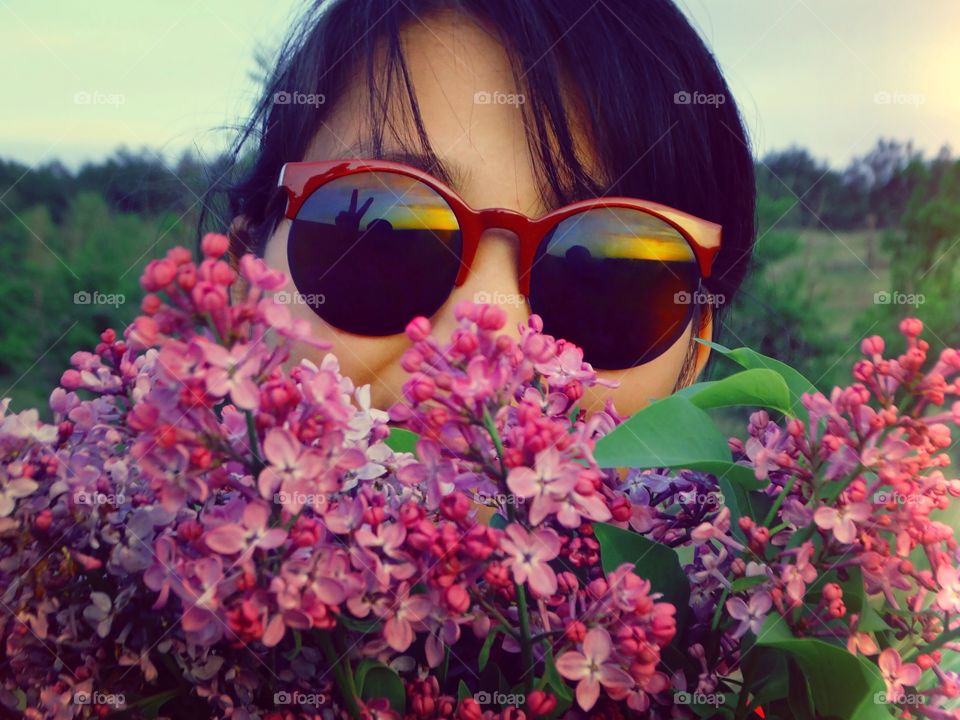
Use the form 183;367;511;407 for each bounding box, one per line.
529;207;700;369
287;171;462;335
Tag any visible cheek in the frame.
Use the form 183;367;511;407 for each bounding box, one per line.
582;323;693;416
262;220;410;399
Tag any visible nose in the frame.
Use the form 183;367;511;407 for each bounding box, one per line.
433;227;530;339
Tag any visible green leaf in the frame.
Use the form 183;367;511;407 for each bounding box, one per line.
336;613;381;633
731;575;769;593
284;628;303;661
686;461;765;491
488;512;509;529
785;655;816;720
539;648;574;719
857;601;892;633
697;340;819;416
479;625;505;671
740;647;790;713
676;368;794;416
748;616;889;720
117;689;181;719
457;680;472;702
355;658;377;694
541;648;573;704
384;427;419;454
357;661;406;714
594;395;731;469
717;474;773;545
594;522;690;637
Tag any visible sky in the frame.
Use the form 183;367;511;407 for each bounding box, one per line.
1;0;957;171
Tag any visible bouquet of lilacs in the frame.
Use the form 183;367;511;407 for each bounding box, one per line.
1;235;959;720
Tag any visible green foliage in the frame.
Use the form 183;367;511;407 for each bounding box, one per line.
695;342;817;416
868;156;960;350
590;351;896;716
715;194;838;389
384;427;419;454
356;660;406;714
593;394;731;469
594;522;690;626
742;617;890;719
0;174;195;416
675;367;794;416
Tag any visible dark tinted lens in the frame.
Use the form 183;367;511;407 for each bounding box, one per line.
529;207;700;369
287;171;462;335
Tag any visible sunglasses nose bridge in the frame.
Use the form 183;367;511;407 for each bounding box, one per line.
477;207;531;237
467;208;537;298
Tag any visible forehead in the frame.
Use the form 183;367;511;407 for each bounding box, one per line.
301;11;602;213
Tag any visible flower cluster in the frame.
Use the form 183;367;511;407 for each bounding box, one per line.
619;320;960;718
388;302;679;714
1;236;958;720
0;238;673;719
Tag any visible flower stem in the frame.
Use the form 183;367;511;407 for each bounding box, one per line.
318;630;361;718
245;410;265;475
711;585;732;631
909;623;960;660
474;595;521;639
482;405;507;479
515;581;536;692
762;473;797;529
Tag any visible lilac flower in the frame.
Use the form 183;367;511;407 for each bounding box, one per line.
201;339;262;410
878;648;921;697
203;500;288;557
725;591;772;639
556;627;634;711
813;501;871;544
500;524;560;597
506;447;575;524
380;582;432;652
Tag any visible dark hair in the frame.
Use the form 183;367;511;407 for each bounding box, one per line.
203;0;756;379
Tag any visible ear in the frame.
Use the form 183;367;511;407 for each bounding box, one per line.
226;215;254;305
691;305;714;379
227;247;249;306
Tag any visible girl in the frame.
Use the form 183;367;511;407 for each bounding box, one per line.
212;0;756;416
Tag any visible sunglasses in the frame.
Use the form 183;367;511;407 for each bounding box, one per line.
277;159;721;370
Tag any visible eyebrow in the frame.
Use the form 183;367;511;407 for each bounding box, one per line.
331;144;599;216
334;144;469;194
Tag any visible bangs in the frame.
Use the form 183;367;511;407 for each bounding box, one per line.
204;0;755;349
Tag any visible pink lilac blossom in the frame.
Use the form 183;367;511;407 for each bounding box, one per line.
0;237;958;719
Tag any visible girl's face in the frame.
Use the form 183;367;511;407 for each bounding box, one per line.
262;12;713;417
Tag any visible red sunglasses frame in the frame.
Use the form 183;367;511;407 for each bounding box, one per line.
277;159;721;298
